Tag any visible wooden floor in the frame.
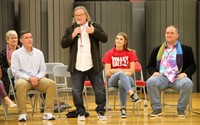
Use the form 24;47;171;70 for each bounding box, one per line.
1;93;200;125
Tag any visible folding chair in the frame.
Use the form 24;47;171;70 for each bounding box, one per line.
133;61;148;114
84;78;106;112
0;97;8;120
45;62;64;78
38;62;65;112
53;65;89;117
161;88;192;114
53;65;73;117
134;61;147;101
7;67;44;116
105;71;141;115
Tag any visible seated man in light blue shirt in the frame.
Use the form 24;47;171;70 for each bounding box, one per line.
11;30;56;122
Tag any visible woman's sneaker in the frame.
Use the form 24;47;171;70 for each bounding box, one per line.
131;93;141;103
120;108;127;118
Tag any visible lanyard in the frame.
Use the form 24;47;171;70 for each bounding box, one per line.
80;24;86;47
164;47;175;60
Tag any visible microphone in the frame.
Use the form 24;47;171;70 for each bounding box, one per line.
89;21;93;27
77;21;81;38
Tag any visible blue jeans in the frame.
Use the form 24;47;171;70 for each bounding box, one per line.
71;67;106;115
108;71;135;107
146;75;193;111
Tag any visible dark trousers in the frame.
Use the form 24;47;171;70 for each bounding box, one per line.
71;67;106;115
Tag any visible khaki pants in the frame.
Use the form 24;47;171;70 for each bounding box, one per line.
15;77;56;114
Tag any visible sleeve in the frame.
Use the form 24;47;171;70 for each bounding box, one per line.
89;22;108;43
129;50;138;62
102;50;112;64
0;50;9;75
61;25;76;49
146;46;160;75
0;66;2;80
36;52;46;79
182;46;196;77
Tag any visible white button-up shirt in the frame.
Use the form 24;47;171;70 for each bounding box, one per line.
11;46;46;81
75;22;93;71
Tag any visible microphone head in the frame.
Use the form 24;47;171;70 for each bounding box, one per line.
77;21;81;26
90;21;93;26
76;21;81;38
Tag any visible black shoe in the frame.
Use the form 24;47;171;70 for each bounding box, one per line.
150;109;162;117
177;108;186;117
97;111;107;120
131;93;141;103
78;112;86;121
120;108;127;118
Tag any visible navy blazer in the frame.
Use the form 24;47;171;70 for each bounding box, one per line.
146;44;196;80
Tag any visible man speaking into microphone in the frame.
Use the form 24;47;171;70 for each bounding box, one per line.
61;6;108;121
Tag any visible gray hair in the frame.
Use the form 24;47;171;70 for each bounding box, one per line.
5;30;18;42
72;6;91;23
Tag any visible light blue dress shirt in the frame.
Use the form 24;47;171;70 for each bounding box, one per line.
11;46;46;81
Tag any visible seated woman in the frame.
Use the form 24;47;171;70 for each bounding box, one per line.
0;30;20;94
0;67;17;108
102;32;141;118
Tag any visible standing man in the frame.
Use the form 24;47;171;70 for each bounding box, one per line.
61;6;107;121
11;31;56;122
146;25;196;117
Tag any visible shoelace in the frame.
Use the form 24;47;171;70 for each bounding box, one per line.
133;94;138;99
121;109;126;114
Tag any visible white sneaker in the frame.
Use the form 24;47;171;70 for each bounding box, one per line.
43;113;55;120
78;114;86;121
18;114;27;122
97;112;107;120
120;108;127;118
131;93;141;103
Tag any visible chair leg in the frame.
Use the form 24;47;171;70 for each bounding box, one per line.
143;87;147;100
2;100;8;120
32;95;36;116
56;93;61;118
113;93;117;109
106;88;111;112
31;93;40;116
188;94;192;114
161;91;164;109
84;87;89;113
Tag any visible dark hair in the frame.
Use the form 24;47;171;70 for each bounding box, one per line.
166;25;179;34
20;30;31;38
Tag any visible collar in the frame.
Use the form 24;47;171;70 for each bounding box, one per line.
22;46;33;54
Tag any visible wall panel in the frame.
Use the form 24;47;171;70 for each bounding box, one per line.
131;2;145;71
0;0;15;51
197;1;200;92
18;0;73;63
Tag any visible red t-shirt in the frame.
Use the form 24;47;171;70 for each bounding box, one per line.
102;48;138;69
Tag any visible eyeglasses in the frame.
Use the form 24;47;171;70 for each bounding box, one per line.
75;14;85;17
